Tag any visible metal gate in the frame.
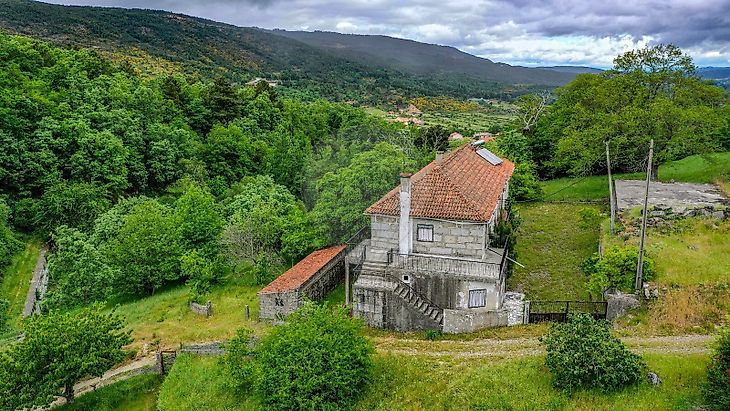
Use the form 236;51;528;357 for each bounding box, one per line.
526;300;607;323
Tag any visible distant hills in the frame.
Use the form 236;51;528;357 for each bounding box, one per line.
0;0;576;102
1;1;726;100
269;30;575;86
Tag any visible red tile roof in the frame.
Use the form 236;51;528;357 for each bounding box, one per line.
258;244;347;294
365;144;514;222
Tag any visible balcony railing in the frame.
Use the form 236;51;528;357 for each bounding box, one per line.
386;249;503;280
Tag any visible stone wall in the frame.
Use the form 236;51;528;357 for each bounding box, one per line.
189;301;212;317
353;275;391;328
369;215;492;260
300;256;345;301
259;248;346;321
442;307;507;333
411;218;489;259
258;290;300;321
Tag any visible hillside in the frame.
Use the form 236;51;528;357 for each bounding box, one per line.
0;0;572;102
269;30;576;86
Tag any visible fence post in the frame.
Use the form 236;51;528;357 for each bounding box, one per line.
245;304;250;320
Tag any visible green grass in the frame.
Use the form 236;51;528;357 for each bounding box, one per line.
322;283;346;306
540;152;730;201
509;203;600;300
111;277;269;352
604;219;730;287
157;354;259;411
356;353;707;410
57;374;162;411
156;351;708;411
1;237;42;328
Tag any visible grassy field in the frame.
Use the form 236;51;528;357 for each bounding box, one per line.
0;237;42;328
509;203;600;300
157;354;259;411
604;218;730;287
57;374;162;411
540;152;730;201
152;352;708;411
111;277;269;352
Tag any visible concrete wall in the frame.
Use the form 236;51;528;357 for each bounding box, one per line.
385;291;441;332
392;270;500;311
442;307;507;333
369;215;399;263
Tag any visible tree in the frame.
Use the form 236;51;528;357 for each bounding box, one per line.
0;299;9;332
0;305;131;408
174;182;224;259
222;176;322;265
311;142;415;242
704;320;730;410
180;250;222;302
35;181;111;233
0;199;21;269
45;226;117;309
414;124;448;152
541;45;728;179
512;92;550;135
540;313;644;394
582;245;655;299
252;303;373;411
105;200;182;295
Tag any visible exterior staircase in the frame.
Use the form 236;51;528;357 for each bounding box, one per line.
393;282;444;326
360;260;387;275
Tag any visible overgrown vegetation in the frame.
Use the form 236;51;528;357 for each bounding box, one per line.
704;320;730;410
582;245;655;299
229;303;373;411
57;374;162;411
541;314;644;394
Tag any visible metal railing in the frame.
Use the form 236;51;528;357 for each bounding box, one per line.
386;249;502;279
526;300;608;323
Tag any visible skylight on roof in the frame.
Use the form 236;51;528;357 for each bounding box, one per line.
476;148;503;165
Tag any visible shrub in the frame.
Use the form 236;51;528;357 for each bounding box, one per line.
704;321;730;410
583;245;655;298
222;328;256;394
254;303;373;410
540;313;644;394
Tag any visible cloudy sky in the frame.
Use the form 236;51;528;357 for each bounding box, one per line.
46;0;730;67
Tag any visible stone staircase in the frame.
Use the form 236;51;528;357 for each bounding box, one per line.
360;260;387;275
393;282;444;325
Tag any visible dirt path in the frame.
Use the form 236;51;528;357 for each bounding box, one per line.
372;334;713;359
49;355;157;408
22;245;48;317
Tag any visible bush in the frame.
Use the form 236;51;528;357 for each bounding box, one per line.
541;313;644;394
222;328;256;394
704;321;730;410
253;303;373;410
583;245;655;298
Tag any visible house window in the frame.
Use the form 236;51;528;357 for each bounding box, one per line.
416;224;434;242
468;289;486;308
402;274;411;284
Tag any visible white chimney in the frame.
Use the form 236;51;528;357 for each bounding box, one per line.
436;151;444;161
398;172;412;255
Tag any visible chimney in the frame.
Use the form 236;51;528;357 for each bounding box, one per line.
436;151;444;161
398;172;412;255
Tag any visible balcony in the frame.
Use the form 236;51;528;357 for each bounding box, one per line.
386;249;507;281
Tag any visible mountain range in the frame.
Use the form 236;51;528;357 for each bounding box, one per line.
0;0;575;101
1;0;727;100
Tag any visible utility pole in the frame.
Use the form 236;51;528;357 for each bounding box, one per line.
605;140;615;234
635;139;654;292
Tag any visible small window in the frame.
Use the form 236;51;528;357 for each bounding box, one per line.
468;289;486;308
417;224;434;242
402;275;411;284
359;294;365;304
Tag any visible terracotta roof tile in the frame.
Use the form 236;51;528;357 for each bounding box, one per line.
365;144;514;222
258;244;347;294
